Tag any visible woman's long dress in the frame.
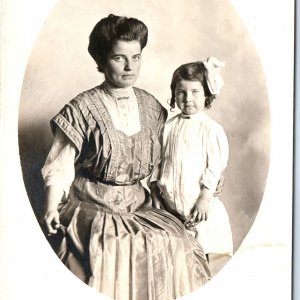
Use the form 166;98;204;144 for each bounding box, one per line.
42;83;211;300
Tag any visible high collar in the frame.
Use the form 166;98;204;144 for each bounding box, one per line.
101;81;134;99
180;111;206;120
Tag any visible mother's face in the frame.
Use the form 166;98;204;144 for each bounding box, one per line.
103;40;142;88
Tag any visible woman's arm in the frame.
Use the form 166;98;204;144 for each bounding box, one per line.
43;186;64;235
41;129;76;235
150;181;164;209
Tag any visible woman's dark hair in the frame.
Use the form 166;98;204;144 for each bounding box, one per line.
88;14;148;72
170;62;216;110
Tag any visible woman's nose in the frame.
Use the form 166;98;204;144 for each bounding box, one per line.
124;59;133;71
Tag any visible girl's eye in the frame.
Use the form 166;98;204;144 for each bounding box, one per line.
192;90;200;95
132;55;141;62
176;90;185;97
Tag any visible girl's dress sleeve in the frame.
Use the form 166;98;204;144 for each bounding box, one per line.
201;124;229;192
41;128;76;196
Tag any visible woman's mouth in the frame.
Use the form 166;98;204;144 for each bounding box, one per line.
122;74;134;79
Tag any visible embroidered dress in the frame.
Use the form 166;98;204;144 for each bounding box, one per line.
42;83;211;300
157;112;233;256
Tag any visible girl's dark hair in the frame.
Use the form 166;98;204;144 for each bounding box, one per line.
88;14;148;72
170;62;216;110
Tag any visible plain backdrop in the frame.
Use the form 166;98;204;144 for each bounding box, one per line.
19;0;270;254
0;0;293;299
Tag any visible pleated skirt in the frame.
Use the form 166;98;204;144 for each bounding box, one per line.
57;177;211;300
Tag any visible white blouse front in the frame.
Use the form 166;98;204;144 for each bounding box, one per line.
41;82;141;195
157;112;229;218
100;82;141;136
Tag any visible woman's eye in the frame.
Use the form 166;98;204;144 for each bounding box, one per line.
192;90;200;95
113;56;124;62
132;55;141;61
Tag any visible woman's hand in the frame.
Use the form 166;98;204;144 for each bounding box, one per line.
42;208;60;236
150;182;163;209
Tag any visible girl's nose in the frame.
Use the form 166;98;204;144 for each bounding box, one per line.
185;93;193;103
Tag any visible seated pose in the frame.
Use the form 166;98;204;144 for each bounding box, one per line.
41;14;211;300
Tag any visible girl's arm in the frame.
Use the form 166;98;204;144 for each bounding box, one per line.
201;126;229;194
214;172;225;197
189;124;229;223
190;186;214;222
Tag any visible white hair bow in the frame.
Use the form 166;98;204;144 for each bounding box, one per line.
203;57;225;96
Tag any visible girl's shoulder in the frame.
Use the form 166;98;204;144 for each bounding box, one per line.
202;114;226;136
203;114;223;127
165;114;181;125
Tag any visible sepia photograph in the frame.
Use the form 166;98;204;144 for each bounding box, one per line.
0;0;294;299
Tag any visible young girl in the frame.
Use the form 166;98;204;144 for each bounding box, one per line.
151;57;233;275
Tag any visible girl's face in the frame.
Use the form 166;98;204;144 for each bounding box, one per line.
103;39;142;88
175;80;206;115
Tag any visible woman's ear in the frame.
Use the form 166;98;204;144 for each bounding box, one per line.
95;55;105;73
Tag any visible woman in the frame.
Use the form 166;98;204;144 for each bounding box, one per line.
41;14;210;300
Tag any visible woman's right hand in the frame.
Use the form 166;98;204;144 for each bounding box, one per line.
42;208;60;236
41;186;64;236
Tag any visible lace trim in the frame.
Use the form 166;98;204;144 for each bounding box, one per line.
83;85;151;182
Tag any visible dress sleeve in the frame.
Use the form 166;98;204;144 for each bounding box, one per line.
201;124;229;192
50;99;90;155
41;128;76;196
147;124;165;185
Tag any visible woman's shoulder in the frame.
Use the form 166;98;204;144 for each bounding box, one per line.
133;87;165;112
60;85;103;114
70;85;101;104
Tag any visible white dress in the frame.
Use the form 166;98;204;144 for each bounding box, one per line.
157;112;233;256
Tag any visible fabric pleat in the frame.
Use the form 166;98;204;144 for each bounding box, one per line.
58;196;211;300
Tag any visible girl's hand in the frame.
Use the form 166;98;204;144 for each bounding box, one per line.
42;209;60;236
190;187;213;223
190;198;209;223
